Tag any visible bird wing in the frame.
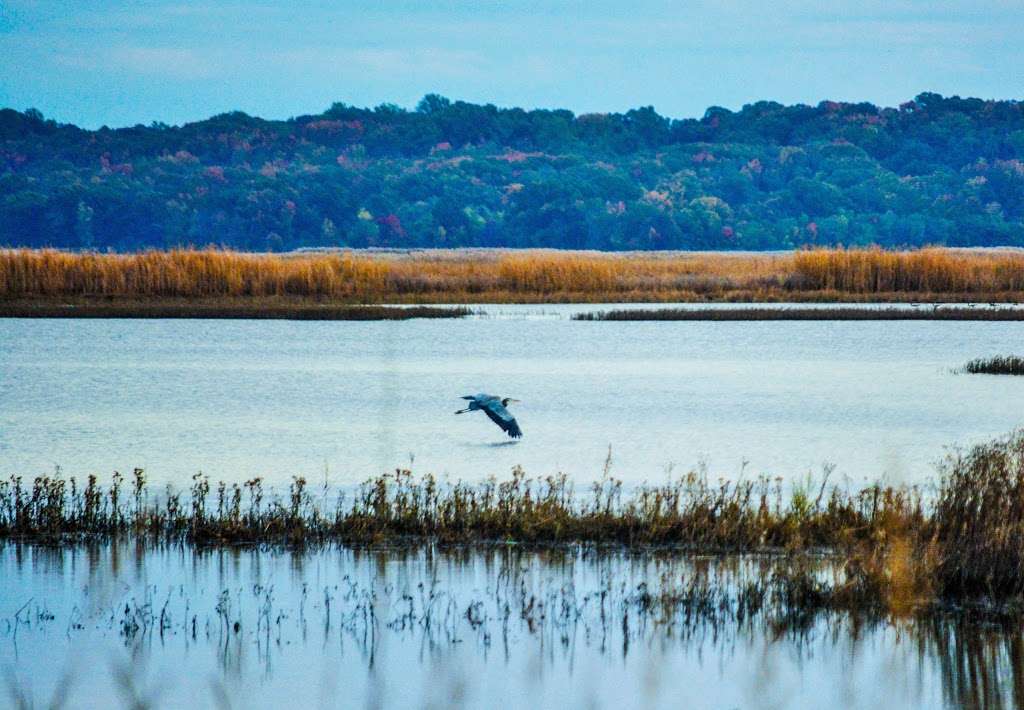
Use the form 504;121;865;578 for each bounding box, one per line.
480;399;522;438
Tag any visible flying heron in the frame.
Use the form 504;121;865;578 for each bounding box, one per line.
455;394;523;439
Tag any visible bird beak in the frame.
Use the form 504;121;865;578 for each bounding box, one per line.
508;398;521;403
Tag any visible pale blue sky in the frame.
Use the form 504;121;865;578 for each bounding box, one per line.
1;0;1022;128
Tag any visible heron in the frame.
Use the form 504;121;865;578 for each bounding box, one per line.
455;394;523;439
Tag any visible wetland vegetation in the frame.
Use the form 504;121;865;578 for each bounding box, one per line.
4;247;1024;311
0;301;473;319
962;355;1024;375
573;306;1024;320
6;431;1024;614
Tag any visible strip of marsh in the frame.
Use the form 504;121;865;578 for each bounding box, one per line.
0;300;473;320
6;247;1024;306
7;432;1024;609
573;306;1024;321
962;355;1024;375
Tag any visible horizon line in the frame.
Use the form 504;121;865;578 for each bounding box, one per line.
5;90;1021;132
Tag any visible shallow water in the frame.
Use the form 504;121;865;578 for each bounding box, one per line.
1;542;1020;710
2;305;1024;487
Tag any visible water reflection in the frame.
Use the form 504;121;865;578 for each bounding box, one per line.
2;542;1024;708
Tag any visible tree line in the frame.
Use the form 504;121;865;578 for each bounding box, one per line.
2;92;1024;251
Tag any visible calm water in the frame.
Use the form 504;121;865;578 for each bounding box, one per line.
5;308;1024;708
1;542;1020;709
2;305;1024;487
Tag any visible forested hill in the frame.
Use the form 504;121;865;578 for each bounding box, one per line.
3;92;1024;251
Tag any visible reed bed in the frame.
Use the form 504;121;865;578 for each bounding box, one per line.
573;306;1024;321
792;248;1024;295
3;247;1024;305
934;433;1024;598
962;355;1024;375
0;466;916;550
7;431;1024;607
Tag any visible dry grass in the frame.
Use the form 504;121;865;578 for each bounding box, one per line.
934;433;1024;597
0;466;917;550
791;248;1024;295
4;247;1024;305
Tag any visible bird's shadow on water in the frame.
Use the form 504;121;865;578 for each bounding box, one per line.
465;441;521;448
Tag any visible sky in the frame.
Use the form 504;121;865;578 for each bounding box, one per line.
1;0;1023;129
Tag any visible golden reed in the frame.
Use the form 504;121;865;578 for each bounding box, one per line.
2;247;1024;303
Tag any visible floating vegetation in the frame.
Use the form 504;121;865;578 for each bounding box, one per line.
961;355;1024;375
573;306;1024;321
5;247;1024;306
5;432;1024;610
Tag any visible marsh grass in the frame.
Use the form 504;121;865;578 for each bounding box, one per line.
0;466;920;552
791;248;1024;295
573;306;1024;321
0;301;473;320
7;431;1024;609
961;356;1024;375
4;247;1024;305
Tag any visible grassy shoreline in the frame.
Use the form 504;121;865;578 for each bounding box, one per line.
4;247;1024;307
6;431;1024;612
0;300;473;319
7;300;1024;320
573;306;1024;320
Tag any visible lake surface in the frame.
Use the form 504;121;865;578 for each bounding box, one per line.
5;307;1024;708
2;305;1024;488
2;541;1020;710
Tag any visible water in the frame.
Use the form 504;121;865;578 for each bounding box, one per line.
5;307;1024;708
2;306;1024;487
1;542;1020;709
